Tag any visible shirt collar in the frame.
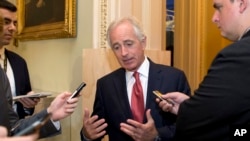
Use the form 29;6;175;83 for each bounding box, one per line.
238;27;250;40
126;56;149;79
0;48;5;59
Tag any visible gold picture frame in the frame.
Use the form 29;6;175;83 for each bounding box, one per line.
17;0;76;41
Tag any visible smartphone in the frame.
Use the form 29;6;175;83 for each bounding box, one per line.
14;113;51;136
153;90;175;106
68;82;86;100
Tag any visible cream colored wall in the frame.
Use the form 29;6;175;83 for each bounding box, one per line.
9;0;93;93
6;0;94;141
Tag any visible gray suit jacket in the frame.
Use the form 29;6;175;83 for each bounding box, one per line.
0;67;60;138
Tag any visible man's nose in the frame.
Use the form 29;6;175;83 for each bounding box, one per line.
211;12;219;23
121;46;128;56
8;23;17;31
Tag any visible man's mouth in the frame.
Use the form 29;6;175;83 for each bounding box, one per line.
4;34;13;39
123;58;133;64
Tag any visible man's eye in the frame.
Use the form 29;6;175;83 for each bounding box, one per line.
4;20;10;25
112;45;120;50
125;42;133;47
214;4;223;11
13;22;17;27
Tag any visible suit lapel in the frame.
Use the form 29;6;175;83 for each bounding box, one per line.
5;50;20;96
112;69;134;119
146;61;162;109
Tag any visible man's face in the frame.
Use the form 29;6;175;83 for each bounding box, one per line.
0;8;17;46
109;22;146;72
211;0;241;41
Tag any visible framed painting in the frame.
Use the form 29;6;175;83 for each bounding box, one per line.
16;0;76;41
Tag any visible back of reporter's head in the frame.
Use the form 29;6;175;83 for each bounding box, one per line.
0;0;17;12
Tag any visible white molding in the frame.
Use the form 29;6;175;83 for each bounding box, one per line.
142;0;151;49
92;0;99;48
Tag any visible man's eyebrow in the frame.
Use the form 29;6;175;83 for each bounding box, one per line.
3;17;17;24
123;40;133;43
213;3;222;9
3;17;11;21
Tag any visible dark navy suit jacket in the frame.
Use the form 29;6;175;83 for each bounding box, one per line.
175;31;250;141
5;49;33;119
81;59;190;141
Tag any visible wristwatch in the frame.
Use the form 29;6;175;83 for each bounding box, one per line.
154;135;161;141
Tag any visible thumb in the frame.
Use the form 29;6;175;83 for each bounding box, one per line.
83;108;90;120
145;109;153;122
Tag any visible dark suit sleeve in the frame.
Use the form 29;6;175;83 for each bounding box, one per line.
175;44;250;139
11;109;61;138
1;67;61;138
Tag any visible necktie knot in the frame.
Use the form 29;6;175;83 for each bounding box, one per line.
133;71;140;81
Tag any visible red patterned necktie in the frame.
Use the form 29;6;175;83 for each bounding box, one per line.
131;71;144;123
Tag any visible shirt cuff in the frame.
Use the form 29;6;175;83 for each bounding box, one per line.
51;119;60;130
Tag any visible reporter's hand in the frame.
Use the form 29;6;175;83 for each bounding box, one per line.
157;92;190;115
47;92;80;121
82;108;107;140
18;91;40;108
0;126;38;141
120;109;158;141
36;0;44;8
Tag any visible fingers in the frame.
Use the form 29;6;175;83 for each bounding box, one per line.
158;99;173;112
162;92;190;103
82;113;107;140
120;120;145;141
18;91;40;108
120;122;137;138
0;126;7;137
48;91;80;121
66;92;82;103
64;97;79;113
18;98;38;108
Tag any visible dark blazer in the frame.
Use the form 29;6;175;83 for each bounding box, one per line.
175;31;250;141
0;67;60;137
81;59;190;141
5;49;34;119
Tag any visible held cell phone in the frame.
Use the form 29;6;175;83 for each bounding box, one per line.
153;90;175;106
68;82;86;100
14;113;51;136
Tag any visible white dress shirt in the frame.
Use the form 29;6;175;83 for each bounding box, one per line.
126;56;149;107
